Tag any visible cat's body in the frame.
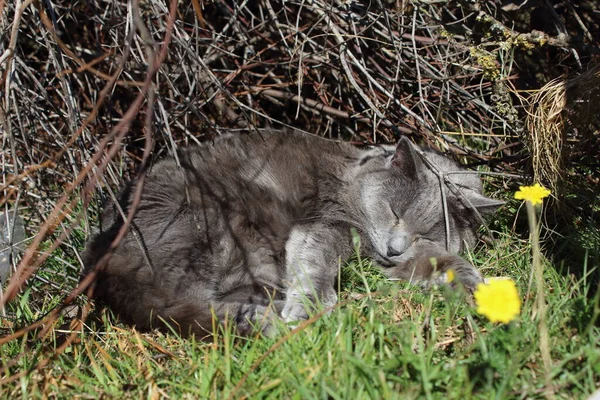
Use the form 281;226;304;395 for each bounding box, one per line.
83;129;502;338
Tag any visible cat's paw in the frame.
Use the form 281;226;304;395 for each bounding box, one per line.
252;304;279;338
281;288;337;323
281;301;310;323
456;270;484;293
436;259;483;293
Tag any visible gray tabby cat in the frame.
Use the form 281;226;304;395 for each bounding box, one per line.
83;129;502;338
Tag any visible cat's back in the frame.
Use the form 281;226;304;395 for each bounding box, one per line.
149;130;358;207
177;129;355;177
90;129;361;257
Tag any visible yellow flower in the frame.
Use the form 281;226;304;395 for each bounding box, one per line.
446;269;455;283
514;183;551;206
474;279;521;323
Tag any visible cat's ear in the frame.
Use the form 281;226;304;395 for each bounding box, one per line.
461;191;505;216
391;137;424;179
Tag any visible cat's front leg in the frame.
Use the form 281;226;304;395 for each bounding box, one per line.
382;239;483;292
282;223;350;323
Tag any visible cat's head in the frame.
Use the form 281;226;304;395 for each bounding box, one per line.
358;137;503;265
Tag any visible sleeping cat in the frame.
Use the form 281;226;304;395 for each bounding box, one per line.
82;129;502;338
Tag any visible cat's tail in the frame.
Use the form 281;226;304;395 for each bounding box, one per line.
88;274;279;339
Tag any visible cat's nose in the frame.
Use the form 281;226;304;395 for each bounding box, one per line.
386;246;403;258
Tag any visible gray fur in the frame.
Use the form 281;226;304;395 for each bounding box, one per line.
82;129;502;338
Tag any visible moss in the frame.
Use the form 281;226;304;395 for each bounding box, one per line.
469;47;501;80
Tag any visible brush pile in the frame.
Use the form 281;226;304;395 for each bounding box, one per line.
0;0;598;347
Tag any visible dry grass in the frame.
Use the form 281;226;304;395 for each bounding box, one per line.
526;64;600;193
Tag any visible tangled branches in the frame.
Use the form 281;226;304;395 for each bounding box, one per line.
0;0;598;381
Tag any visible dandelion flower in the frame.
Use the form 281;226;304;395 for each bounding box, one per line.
474;279;521;323
514;183;551;206
446;269;455;283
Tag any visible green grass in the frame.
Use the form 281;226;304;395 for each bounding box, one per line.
1;226;599;398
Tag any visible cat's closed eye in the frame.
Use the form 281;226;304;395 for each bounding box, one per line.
388;205;401;223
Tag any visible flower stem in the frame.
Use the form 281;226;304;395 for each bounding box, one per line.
526;201;553;397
